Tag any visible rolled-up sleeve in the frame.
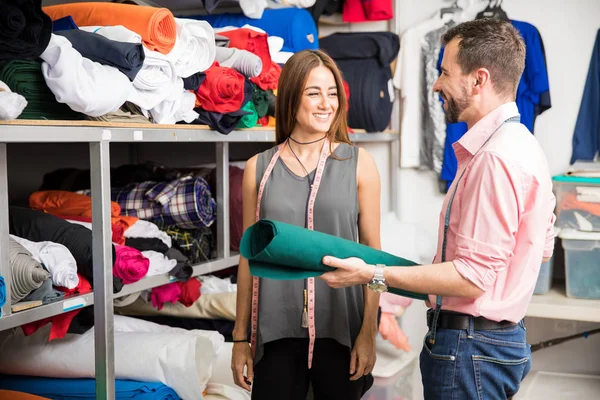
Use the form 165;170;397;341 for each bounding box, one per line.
544;195;557;258
452;152;522;291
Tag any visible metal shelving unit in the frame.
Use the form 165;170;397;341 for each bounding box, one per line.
0;121;399;399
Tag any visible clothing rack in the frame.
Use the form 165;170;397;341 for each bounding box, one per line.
0;120;399;399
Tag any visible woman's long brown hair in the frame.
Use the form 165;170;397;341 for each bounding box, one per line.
275;50;351;151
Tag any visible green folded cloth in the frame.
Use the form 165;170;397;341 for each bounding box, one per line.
0;60;82;120
236;101;259;129
240;219;428;300
251;84;270;118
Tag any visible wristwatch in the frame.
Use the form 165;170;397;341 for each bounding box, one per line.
367;264;388;293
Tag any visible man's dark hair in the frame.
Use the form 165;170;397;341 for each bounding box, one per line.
442;19;525;98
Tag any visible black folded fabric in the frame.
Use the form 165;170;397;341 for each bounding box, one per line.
54;29;145;81
183;72;206;91
8;206;123;293
189;107;250;135
125;237;169;254
266;89;276;117
165;248;193;281
0;0;52;61
320;32;400;132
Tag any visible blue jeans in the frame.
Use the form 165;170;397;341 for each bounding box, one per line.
419;319;531;400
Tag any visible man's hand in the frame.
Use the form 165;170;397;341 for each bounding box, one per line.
350;330;377;380
320;256;374;288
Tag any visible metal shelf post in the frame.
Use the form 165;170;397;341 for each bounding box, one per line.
0;144;11;318
216;142;230;259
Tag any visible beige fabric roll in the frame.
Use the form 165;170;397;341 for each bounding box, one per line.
115;291;236;321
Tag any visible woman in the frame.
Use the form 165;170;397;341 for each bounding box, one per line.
231;49;381;400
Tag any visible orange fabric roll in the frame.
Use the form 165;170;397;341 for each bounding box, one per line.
42;2;176;54
0;391;49;400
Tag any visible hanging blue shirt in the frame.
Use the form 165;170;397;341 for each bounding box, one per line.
571;29;600;164
438;20;551;191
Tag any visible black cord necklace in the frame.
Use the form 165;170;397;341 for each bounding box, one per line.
289;134;327;145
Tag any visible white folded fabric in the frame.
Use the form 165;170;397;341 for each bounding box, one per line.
0;315;222;399
10;235;79;289
40;34;132;117
239;0;269;19
169;18;216;78
142;250;178;276
0;81;27;121
79;25;142;44
150;87;199;125
128;48;178;110
200;275;237;294
205;342;251;400
215;24;293;64
215;47;262;78
124;220;172;248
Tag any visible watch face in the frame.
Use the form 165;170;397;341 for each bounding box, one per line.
368;282;388;293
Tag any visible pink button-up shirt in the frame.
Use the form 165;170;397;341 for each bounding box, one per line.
431;102;556;323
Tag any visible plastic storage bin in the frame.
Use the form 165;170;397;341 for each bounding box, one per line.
553;174;600;232
533;227;560;295
559;228;600;299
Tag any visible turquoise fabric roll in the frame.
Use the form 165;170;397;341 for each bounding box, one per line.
240;219;428;300
0;275;5;317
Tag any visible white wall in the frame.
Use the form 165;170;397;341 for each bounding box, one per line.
392;0;600;377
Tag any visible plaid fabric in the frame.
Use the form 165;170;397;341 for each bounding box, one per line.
153;219;214;265
83;177;216;229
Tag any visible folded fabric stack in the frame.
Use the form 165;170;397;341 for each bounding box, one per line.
0;1;322;132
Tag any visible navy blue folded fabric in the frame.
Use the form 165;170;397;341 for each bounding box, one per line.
55;29;145;81
0;375;180;399
52;15;78;32
194;8;318;53
183;72;206;91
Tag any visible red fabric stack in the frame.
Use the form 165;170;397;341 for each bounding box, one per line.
343;0;394;22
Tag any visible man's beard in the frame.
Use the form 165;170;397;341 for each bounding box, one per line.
443;87;470;124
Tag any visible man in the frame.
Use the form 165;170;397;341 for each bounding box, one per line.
320;19;556;400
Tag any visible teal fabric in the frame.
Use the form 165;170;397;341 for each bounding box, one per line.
240;219;428;300
553;175;600;184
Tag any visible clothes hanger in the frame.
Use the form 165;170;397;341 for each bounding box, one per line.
440;0;463;19
476;0;510;21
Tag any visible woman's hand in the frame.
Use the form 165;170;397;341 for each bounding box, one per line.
231;341;254;391
350;330;377;380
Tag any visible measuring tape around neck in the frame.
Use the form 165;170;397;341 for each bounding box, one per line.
250;137;331;369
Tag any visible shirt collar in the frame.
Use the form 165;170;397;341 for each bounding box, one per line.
454;102;520;156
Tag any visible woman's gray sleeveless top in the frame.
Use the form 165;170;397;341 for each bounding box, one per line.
254;142;364;364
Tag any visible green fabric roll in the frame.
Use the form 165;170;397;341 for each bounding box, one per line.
0;60;82;120
236;101;259;128
251;84;270;118
240;219;428;300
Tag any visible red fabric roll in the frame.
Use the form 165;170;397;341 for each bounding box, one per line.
196;62;246;113
250;60;281;91
114;245;150;284
343;0;394;22
151;282;181;311
177;278;201;307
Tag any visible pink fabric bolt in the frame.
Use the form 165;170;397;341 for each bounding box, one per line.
151;282;182;310
113;245;150;284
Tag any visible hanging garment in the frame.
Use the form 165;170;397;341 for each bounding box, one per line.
0;376;179;400
39;34;133;117
0;80;27;121
319;32;399;132
7;238;50;304
0;60;82;120
571;29;600;164
54;29;145;81
8;206;122;293
43;2;177;54
343;0;394;22
0;0;52;61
